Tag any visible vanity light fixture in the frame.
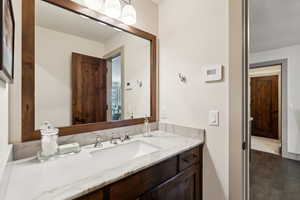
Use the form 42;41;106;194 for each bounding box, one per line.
121;0;136;25
104;0;122;18
84;0;137;25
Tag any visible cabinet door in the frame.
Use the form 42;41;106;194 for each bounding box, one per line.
140;164;201;200
75;190;104;200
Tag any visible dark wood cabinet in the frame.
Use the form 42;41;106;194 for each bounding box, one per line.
109;157;178;200
140;164;200;200
76;190;104;200
76;145;203;200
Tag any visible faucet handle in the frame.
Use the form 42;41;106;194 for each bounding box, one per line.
94;136;103;148
124;133;131;140
144;116;149;123
96;136;102;142
120;133;131;142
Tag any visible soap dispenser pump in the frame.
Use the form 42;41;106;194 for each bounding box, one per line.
37;121;59;161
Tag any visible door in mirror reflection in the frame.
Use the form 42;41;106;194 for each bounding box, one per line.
72;53;107;125
111;55;123;121
34;0;151;129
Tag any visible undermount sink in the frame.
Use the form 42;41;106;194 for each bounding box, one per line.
90;141;160;163
15;141;161;189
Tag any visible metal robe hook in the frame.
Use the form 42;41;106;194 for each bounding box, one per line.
178;73;187;83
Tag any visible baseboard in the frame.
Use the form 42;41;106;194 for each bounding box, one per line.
282;151;300;161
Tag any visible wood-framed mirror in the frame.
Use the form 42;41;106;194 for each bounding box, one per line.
22;0;157;142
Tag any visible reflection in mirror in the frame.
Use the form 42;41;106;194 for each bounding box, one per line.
35;1;151;129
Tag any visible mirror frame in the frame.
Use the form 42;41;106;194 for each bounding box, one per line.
22;0;157;142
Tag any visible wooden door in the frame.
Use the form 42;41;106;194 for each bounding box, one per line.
140;164;201;200
72;53;107;125
250;75;279;139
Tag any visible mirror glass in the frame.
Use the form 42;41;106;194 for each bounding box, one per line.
34;1;151;129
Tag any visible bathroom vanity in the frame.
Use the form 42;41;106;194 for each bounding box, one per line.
77;145;202;200
1;131;204;200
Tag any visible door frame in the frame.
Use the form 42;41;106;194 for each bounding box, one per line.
104;47;125;121
242;1;290;200
249;60;289;158
242;1;249;200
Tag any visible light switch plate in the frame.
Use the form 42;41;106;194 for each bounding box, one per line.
209;110;219;126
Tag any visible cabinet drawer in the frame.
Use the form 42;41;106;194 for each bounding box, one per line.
109;157;177;200
179;147;200;171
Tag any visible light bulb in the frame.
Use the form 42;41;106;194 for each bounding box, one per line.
104;0;121;18
121;4;136;25
84;0;103;11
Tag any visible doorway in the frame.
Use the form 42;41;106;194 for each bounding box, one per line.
111;55;123;121
104;47;125;121
245;0;300;198
249;65;282;155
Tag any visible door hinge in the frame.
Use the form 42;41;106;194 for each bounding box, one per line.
242;141;247;150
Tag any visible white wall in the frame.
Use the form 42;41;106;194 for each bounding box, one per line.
1;0;21;147
104;34;151;119
0;81;10;181
251;45;300;155
0;0;21;178
9;0;22;144
35;26;105;128
10;0;158;143
0;82;9;152
159;0;230;199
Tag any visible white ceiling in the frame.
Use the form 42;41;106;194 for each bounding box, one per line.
250;0;300;53
36;1;120;44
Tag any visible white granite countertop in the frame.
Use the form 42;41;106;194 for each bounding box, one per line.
0;131;204;200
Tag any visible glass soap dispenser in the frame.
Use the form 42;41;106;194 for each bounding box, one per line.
143;116;152;137
37;121;59;161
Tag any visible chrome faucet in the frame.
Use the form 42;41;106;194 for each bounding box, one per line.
94;136;103;148
110;133;121;144
110;133;131;144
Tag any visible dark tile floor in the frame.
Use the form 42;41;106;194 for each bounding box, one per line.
251;150;300;200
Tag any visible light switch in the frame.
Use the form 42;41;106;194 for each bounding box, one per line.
209;110;219;126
